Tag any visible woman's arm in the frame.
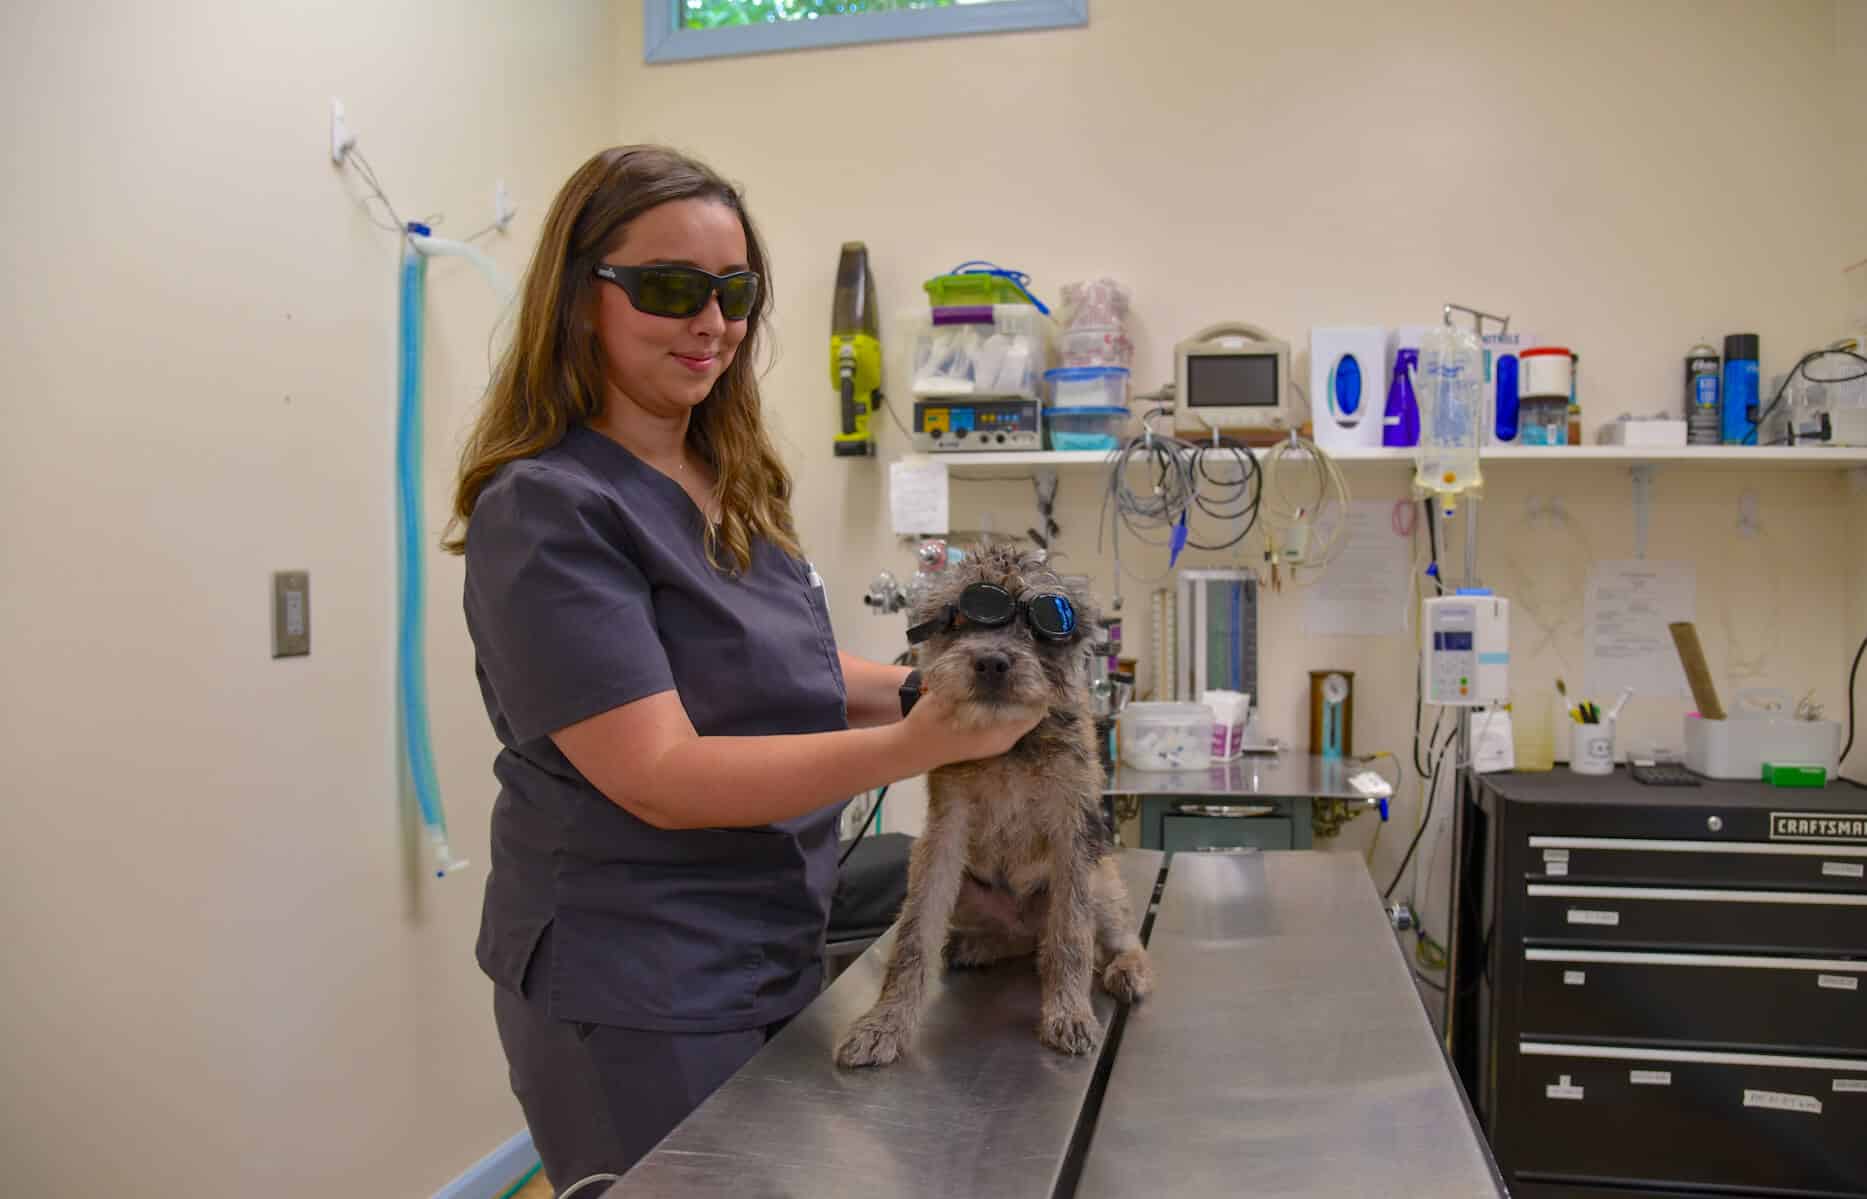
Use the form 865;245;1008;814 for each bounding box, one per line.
553;685;1036;831
838;652;915;728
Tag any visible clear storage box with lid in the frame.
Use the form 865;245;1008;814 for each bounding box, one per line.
909;304;1052;400
1044;365;1129;409
1118;702;1214;771
1047;406;1129;451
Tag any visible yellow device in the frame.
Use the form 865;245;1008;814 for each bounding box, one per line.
831;242;882;458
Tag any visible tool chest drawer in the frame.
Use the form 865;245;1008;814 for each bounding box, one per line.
1524;883;1867;955
1520;950;1867;1054
1503;1042;1867;1196
1527;836;1867;892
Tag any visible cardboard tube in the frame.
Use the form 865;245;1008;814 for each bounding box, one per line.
1668;622;1725;720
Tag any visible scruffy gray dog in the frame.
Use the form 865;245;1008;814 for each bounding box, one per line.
835;543;1153;1068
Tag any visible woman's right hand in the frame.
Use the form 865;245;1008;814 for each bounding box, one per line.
899;681;1046;769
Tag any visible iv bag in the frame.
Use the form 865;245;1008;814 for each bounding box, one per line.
1413;323;1485;507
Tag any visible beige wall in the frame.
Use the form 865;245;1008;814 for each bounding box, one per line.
614;1;1864;887
1;2;1861;1195
0;2;613;1195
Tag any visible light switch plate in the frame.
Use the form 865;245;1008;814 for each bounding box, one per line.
273;571;310;658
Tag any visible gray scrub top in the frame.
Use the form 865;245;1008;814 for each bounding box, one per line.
464;422;849;1033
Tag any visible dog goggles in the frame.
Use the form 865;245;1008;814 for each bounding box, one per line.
906;582;1077;645
593;263;761;320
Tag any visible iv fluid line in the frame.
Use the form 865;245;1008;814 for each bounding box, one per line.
399;245;466;878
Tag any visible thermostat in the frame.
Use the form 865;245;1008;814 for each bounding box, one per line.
1422;594;1509;706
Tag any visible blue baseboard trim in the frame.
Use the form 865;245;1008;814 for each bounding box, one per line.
433;1129;538;1199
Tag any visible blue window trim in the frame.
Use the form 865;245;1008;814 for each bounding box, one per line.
645;0;1088;63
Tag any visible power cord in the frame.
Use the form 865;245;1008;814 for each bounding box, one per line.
1385;722;1458;900
1743;348;1867;446
1259;435;1351;582
838;785;889;868
837;650;916;867
1097;404;1264;604
1842;632;1865;787
557;1174;621;1198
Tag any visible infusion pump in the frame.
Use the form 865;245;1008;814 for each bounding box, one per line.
1422;594;1510;706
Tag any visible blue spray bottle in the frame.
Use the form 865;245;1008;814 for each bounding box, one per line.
1384;347;1421;447
1722;333;1760;444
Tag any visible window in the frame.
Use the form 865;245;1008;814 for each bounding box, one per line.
644;0;1088;63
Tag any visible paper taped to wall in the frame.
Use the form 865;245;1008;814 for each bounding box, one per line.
889;457;949;536
1583;560;1695;699
1303;501;1411;636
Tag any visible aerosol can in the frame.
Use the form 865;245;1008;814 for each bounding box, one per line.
831;242;882;457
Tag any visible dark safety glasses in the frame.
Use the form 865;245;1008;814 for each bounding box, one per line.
593;263;761;320
907;582;1078;645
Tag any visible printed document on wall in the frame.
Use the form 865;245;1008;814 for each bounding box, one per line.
1302;501;1412;636
1583;560;1695;698
889;457;949;536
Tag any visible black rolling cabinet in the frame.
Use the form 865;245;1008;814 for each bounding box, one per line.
1469;769;1867;1198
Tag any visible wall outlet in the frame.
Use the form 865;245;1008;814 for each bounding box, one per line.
273;571;310;658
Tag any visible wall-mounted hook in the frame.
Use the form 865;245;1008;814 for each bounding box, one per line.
1630;464;1655;559
1736;491;1761;539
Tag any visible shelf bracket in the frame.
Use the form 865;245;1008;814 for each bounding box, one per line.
1630;464;1655;559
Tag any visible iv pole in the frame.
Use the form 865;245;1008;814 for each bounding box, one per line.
1437;302;1506;1058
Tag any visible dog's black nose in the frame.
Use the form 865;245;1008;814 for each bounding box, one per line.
973;652;1011;678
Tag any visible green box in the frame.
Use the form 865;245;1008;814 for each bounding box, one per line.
922;273;1030;307
1761;762;1827;788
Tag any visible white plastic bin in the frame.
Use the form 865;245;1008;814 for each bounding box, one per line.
1118;702;1214;771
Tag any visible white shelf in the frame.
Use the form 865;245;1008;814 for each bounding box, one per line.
928;446;1867;471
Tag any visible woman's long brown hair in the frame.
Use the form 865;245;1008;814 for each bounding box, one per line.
442;145;798;572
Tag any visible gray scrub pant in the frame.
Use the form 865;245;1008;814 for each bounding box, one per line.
494;928;789;1194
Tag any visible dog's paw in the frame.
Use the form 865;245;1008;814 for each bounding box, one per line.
1100;946;1154;1004
835;1013;907;1069
1038;1006;1100;1056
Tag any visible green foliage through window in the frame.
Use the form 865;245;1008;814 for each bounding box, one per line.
680;0;970;30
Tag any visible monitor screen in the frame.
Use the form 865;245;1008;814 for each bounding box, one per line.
1186;353;1280;408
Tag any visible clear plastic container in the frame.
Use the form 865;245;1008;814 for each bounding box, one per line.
1047;406;1129;451
1517;396;1569;446
1044;365;1129;408
909;304;1052;399
1060;326;1135;369
1118;702;1214;771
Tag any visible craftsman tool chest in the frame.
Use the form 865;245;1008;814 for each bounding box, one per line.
1469;769;1867;1197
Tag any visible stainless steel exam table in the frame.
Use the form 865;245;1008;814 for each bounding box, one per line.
615;850;1504;1198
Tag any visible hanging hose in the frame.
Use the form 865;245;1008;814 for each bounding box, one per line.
398;237;466;878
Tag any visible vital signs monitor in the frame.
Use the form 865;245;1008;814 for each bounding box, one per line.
1173;322;1293;435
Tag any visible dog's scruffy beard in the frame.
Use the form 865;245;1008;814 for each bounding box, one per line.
917;627;1053;730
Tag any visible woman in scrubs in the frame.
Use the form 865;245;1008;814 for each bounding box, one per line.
443;145;1039;1192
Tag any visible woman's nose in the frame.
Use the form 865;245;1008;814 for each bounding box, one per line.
689;293;726;336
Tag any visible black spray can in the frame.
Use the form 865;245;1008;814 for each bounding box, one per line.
1686;343;1721;445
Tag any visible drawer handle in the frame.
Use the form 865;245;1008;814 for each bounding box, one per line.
1192;846;1263;854
1175;803;1275;818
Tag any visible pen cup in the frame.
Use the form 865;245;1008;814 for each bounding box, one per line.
1570;719;1616;776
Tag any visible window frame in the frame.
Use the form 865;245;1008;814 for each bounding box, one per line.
644;0;1088;63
